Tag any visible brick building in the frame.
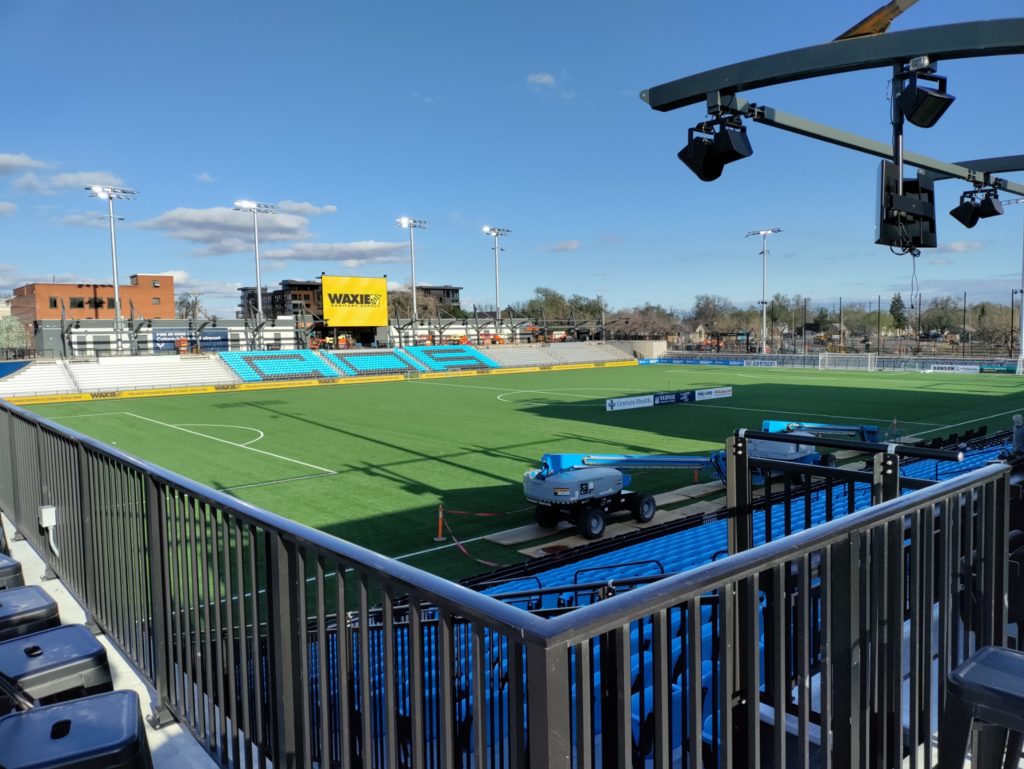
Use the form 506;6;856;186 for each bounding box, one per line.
10;274;175;327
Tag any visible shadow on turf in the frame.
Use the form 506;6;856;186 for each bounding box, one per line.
514;379;1017;445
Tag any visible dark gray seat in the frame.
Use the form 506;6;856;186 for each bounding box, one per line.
938;646;1024;769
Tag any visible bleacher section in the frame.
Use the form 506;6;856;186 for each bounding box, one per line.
219;350;340;382
67;355;238;392
484;341;632;368
0;344;616;398
0;361;77;398
400;345;500;371
324;349;427;375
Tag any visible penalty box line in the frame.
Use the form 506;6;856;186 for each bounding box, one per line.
121;412;337;489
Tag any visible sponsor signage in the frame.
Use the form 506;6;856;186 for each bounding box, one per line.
657;358;746;367
153;327;229;352
744;359;777;367
322;275;388;327
605;394;655;412
653;390;696;406
928;364;980;374
695;386;733;402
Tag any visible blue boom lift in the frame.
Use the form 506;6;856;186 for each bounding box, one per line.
523;453;713;539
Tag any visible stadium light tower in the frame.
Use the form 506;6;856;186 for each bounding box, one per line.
233;200;278;326
396;217;428;322
85;185;137;355
483;226;510;331
746;228;782;354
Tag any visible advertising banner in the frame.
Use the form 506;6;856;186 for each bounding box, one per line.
653;390;696;406
695;386;733;401
605;394;655;412
927;364;980;374
152;327;229;352
743;359;777;367
322;276;388;327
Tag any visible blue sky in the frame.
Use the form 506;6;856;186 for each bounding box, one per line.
2;0;1023;318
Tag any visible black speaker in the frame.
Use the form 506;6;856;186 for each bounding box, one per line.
713;126;753;163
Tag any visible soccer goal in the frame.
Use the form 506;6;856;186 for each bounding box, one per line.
818;352;877;372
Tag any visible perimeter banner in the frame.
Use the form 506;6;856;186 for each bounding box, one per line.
322;276;388;327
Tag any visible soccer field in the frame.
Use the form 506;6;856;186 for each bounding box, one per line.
25;364;1024;581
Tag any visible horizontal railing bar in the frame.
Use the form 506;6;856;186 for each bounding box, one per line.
739;428;965;460
3;402;554;644
538;462;1006;645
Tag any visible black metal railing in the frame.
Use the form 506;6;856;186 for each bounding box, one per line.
0;399;1011;768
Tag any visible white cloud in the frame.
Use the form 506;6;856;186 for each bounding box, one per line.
136;206;311;255
276;200;337;216
545;240;581;253
936;240;985;254
0;202;16;217
527;72;556;87
928;257;954;265
263;241;407;266
0;153;47;176
196;172;215;183
14;170;124;194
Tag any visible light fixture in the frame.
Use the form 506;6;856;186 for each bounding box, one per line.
950;194;980;229
897;68;955;128
950;189;1004;229
483;226;510;331
678;116;753;182
84;185;137;355
396;217;427;324
233;200;278;341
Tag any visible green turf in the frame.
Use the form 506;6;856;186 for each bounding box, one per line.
25;365;1024;581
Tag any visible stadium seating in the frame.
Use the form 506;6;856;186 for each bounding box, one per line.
219;350;339;382
401;345;500;371
323;349;427;375
67;354;238;392
0;361;77;398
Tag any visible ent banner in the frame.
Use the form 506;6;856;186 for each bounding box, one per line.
322;276;388;327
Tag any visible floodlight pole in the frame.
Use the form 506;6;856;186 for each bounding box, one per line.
746;228;781;354
234;201;278;348
397;217;428;326
85;185;136;356
483;226;510;336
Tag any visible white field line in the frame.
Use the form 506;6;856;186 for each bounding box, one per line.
124;412;336;475
177;423;265;447
56;411;337;491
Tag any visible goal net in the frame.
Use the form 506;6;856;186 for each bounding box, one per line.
818;352;877;372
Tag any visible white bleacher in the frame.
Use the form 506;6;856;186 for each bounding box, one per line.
545;342;632;364
0;360;77;398
67;355;239;393
485;342;632;368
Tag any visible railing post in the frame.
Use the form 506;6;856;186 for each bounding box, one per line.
871;451;899;504
267;531;304;768
145;474;175;728
727;433;753;554
829;531;864;769
526;643;571;769
75;442;98;630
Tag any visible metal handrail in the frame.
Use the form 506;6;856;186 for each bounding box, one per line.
539;462;1007;646
6;401;552;644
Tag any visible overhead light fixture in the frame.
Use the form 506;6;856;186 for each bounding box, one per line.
949;189;1004;229
897;68;955;128
678;116;753;182
977;193;1004;219
949;194;980;229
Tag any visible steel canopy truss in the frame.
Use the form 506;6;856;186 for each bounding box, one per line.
641;19;1024;193
641;19;1024;112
